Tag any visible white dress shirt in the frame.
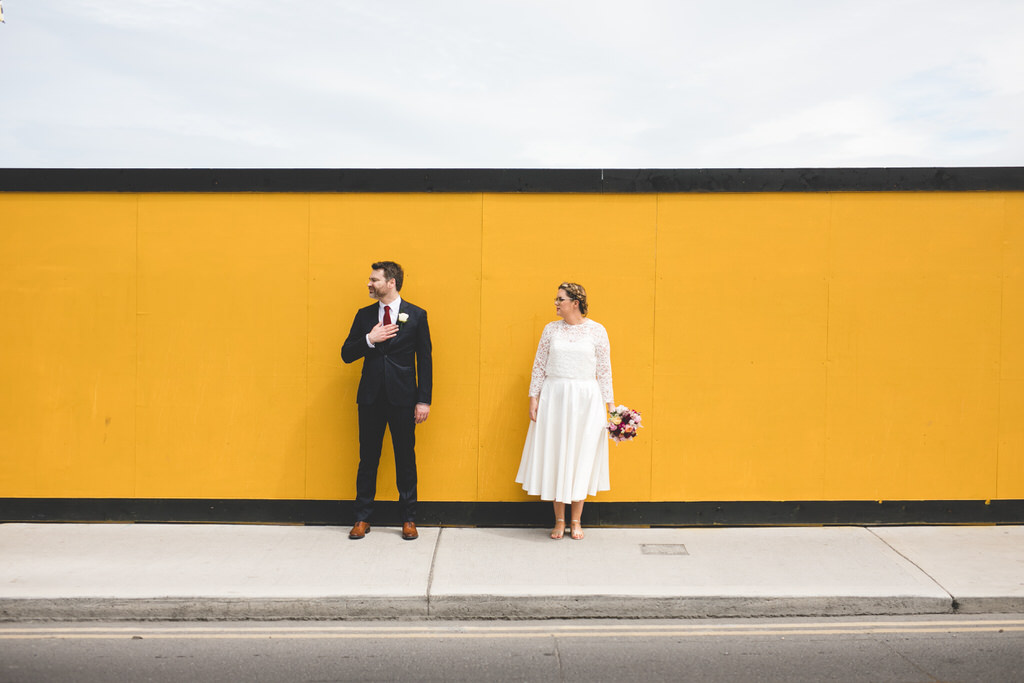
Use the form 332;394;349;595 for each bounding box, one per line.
366;296;402;348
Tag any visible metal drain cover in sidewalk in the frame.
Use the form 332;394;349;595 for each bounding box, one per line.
640;544;689;555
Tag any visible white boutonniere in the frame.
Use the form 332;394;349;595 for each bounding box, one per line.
397;312;410;325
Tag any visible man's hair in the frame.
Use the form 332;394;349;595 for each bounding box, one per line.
372;261;404;291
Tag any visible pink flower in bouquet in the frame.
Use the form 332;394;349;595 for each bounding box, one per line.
606;405;642;442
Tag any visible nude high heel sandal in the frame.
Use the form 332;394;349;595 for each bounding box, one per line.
551;519;565;540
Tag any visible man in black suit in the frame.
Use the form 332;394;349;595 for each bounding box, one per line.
341;261;432;541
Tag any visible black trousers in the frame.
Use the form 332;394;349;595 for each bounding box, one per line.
354;395;417;523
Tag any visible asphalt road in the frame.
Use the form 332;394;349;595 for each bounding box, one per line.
2;615;1023;682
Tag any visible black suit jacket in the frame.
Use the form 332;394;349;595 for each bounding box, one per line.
341;300;432;407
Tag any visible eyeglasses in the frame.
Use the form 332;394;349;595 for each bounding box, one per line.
554;297;572;303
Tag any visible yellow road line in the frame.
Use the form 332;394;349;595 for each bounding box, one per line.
2;621;1023;640
4;618;1024;633
2;618;1024;634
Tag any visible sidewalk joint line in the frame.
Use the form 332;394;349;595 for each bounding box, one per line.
426;527;443;616
866;527;957;611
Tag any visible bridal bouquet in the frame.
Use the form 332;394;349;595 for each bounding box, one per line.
607;405;642;442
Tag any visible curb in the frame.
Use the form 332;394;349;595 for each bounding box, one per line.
1;595;966;622
427;595;957;620
0;597;428;622
952;597;1024;614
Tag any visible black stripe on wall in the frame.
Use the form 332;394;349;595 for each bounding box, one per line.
2;498;1021;526
1;167;1023;193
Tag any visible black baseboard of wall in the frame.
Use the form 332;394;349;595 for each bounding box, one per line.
2;167;1023;193
1;498;1021;527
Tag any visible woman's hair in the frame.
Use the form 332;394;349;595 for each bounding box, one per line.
558;282;588;317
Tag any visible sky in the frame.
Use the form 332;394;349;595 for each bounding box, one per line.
1;0;1022;169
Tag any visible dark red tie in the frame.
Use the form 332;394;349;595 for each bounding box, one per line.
383;305;392;325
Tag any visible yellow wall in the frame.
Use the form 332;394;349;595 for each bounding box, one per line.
1;191;1021;502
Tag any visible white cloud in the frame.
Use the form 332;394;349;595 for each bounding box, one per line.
0;0;1021;167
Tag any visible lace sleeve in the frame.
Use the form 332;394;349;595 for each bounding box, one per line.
593;322;614;403
528;323;552;397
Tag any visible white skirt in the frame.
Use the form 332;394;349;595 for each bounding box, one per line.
516;377;610;503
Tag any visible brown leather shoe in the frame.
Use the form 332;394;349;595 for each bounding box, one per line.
349;521;370;540
401;522;418;540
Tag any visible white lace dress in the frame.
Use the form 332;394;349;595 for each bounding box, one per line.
516;319;614;503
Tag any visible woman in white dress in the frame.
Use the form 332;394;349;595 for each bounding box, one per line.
516;282;614;540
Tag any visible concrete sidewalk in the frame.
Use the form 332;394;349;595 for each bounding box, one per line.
1;523;1022;621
